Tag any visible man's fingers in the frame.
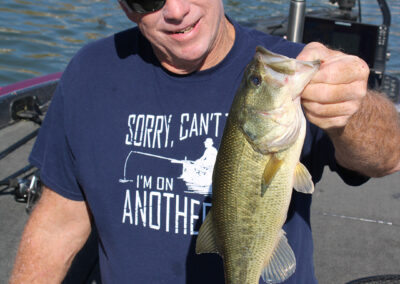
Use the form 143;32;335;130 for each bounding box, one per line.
297;42;369;130
302;81;367;103
303;112;350;129
296;42;337;62
302;99;362;119
297;42;370;85
311;55;369;84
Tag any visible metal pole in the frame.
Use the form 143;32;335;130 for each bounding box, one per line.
286;0;306;42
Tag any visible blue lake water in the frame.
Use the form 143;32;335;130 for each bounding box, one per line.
0;0;399;86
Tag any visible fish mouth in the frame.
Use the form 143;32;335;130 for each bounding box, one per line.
168;20;199;34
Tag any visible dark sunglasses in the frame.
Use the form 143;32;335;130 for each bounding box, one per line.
120;0;166;14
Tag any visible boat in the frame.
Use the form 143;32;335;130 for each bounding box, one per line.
1;0;399;283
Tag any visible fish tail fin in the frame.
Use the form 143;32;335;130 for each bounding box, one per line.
261;229;296;283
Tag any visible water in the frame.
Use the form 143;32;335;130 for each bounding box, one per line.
0;0;399;86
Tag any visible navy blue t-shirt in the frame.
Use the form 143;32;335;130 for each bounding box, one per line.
30;20;368;284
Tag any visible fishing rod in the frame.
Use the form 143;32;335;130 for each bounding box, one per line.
133;150;194;164
0;128;39;160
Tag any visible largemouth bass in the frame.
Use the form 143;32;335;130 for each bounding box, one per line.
196;46;320;284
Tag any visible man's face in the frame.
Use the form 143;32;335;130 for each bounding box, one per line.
122;0;232;73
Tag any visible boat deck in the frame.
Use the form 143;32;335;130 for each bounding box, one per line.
0;121;100;284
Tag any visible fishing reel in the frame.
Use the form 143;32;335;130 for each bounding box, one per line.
7;171;42;213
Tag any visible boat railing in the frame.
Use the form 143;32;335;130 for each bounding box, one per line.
0;72;62;130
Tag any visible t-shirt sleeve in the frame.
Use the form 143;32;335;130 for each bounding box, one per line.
307;122;370;186
328;152;370;186
29;80;84;201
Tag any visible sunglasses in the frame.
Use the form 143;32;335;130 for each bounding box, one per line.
119;0;166;14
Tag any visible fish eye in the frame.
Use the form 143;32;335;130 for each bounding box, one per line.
250;75;261;87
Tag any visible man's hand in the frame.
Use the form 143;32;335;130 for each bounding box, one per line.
296;42;400;177
297;42;369;131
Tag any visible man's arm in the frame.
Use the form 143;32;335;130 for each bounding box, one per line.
298;42;400;177
9;186;92;283
327;90;400;177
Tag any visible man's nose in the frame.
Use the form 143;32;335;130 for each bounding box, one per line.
162;0;190;23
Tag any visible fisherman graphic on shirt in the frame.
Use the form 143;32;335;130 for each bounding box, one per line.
120;138;217;196
174;138;217;195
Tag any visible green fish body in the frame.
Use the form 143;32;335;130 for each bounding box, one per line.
196;46;320;284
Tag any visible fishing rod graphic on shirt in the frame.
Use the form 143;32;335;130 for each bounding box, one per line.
133;151;195;165
119;150;194;183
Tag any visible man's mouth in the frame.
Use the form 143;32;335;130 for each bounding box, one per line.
170;21;198;34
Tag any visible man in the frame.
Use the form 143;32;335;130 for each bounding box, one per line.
177;138;217;190
10;0;400;283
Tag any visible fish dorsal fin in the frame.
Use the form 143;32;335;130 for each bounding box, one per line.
261;155;283;197
195;209;219;255
261;230;296;283
293;162;314;194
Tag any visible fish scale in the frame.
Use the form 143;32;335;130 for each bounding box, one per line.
196;46;319;284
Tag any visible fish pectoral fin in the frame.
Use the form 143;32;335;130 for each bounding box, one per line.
261;155;283;197
261;229;296;283
293;162;314;194
195;209;219;255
